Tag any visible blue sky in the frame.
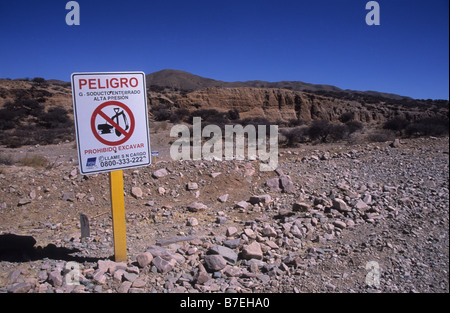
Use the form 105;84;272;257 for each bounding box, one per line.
0;0;448;99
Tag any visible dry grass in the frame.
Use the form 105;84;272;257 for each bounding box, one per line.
0;154;15;165
18;154;49;168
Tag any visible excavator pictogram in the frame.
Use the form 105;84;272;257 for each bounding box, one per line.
97;107;129;137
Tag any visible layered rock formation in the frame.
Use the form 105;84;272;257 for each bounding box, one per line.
150;87;446;124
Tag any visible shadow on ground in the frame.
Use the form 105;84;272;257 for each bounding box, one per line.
0;233;109;263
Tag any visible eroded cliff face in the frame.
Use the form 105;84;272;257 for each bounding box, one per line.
158;87;442;124
0;79;444;127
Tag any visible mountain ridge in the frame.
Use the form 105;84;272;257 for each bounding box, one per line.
146;69;410;100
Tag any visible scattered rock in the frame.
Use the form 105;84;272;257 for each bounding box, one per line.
132;279;146;288
243;228;257;239
92;269;107;285
157;187;165;195
292;202;311;212
209;245;238;264
131;187;143;199
152;168;168;178
118;281;132;293
266;177;281;192
204;254;227;272
48;270;63;287
333;220;347;229
390;139;400;148
69;168;77;179
261;224;277;237
194;264;210;284
249;195;272;205
218;194;229;203
187;182;199;190
235;201;249;209
136;252;153;268
226;226;238;237
122;271;138;283
333;198;350;212
241;241;263;260
152;256;174;273
354;199;369;211
0;136;448;294
280;175;295;193
17;198;32;206
62;192;75;202
186;202;207;212
223;238;241;249
7;282;32;293
187;217;199;226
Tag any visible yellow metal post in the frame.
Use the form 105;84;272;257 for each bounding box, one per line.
109;170;127;262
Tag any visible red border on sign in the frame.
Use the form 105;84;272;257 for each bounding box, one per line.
90;101;135;146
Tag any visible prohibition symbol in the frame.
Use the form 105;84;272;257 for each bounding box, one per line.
91;101;135;146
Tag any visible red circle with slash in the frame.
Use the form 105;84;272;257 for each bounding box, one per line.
90;101;135;146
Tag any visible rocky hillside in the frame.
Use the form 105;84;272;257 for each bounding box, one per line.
1;75;448;148
164;87;447;124
146;70;448;124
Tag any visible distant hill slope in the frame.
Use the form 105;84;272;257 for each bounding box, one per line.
146;69;224;91
146;69;410;100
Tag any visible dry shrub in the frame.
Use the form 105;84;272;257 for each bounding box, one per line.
18;154;49;168
368;129;395;142
0;154;15;165
405;117;449;137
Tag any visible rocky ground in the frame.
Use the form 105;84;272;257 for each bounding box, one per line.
0;136;448;293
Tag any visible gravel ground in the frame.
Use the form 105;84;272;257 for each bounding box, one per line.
0;136;448;293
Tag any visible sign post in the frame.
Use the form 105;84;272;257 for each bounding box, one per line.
151;151;159;163
71;71;151;262
80;213;90;239
109;170;127;262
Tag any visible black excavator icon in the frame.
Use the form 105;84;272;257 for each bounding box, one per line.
97;108;129;137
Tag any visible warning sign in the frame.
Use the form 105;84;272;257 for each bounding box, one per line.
91;101;135;146
71;72;151;174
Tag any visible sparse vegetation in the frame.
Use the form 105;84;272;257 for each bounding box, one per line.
368;129;395;142
17;154;49;168
383;117;410;133
345;120;364;134
405;117;449;137
383;116;449;138
0;154;14;165
280;119;365;147
339;112;355;123
0;95;73;148
150;104;172;121
280;127;308;147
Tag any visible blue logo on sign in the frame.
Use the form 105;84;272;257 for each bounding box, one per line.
86;157;97;167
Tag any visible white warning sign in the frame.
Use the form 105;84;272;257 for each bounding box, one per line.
71;72;151;174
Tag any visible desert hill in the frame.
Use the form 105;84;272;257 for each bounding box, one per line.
145;69;448;124
0;72;448;147
147;69;410;100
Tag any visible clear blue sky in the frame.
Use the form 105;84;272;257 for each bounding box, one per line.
0;0;448;99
